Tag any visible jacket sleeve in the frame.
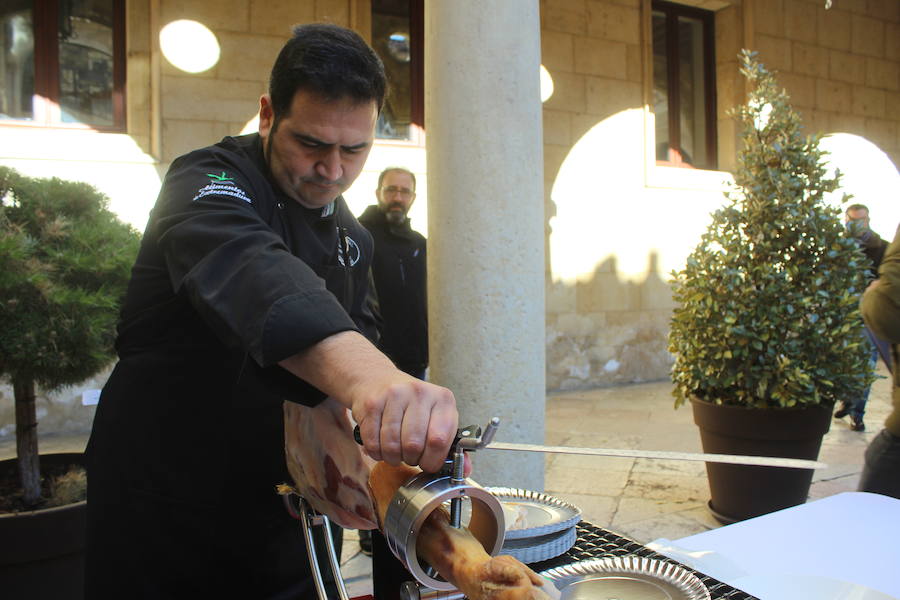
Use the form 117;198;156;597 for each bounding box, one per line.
861;226;900;344
152;150;358;367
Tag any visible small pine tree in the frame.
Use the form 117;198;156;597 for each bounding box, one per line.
0;166;140;507
668;50;874;410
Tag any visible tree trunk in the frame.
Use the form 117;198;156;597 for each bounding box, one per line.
14;377;41;507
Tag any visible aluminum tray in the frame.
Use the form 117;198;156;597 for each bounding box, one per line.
487;488;582;539
540;556;711;600
500;526;577;564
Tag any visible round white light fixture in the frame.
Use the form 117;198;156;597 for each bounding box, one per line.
160;20;220;73
540;65;554;103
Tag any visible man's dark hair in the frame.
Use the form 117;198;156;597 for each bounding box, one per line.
846;203;869;215
269;23;387;124
378;167;416;192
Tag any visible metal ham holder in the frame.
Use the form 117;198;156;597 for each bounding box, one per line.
282;493;353;600
285;419;507;600
386;418;505;600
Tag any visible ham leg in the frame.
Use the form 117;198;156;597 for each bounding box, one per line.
369;462;556;600
283;398;377;530
283;407;556;599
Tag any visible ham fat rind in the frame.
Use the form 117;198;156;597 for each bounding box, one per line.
284;398;377;529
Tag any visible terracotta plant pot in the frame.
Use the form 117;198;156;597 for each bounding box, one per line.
0;452;86;600
690;399;832;525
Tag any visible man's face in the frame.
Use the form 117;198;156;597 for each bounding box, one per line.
258;90;377;209
846;207;870;233
376;170;416;225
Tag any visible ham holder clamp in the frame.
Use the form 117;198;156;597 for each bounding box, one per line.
284;418;509;600
356;419;508;599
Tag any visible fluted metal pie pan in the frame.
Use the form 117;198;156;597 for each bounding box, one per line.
539;556;711;600
486;487;582;539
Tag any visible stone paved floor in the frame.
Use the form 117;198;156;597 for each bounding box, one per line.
1;363;892;598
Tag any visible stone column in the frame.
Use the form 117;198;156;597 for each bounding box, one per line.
425;0;545;489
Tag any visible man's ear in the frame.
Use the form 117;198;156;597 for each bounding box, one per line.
258;94;274;137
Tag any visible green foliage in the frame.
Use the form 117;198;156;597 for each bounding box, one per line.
668;51;874;410
0;166;140;391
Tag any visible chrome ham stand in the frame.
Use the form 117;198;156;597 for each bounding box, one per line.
288;418;506;600
283;493;351;600
387;419;506;600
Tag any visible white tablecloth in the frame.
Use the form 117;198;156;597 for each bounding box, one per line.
658;492;900;599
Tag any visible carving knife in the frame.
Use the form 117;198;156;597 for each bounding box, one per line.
485;441;827;470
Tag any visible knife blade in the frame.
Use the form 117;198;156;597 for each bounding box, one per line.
486;441;827;470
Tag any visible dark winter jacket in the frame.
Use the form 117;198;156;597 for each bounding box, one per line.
857;229;889;280
87;132;377;509
861;226;900;437
358;204;428;374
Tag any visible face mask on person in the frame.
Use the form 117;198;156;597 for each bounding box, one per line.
846;219;872;244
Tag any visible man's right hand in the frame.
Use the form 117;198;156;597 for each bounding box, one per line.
279;331;459;473
350;374;458;473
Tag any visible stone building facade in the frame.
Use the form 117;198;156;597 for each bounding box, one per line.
540;0;899;390
1;0;898;439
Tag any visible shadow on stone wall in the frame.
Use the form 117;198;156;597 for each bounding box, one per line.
546;251;675;393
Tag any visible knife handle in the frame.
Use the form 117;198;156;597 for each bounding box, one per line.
352;424;479;464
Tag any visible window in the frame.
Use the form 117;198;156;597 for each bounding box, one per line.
1;0;125;130
652;1;716;169
371;0;423;142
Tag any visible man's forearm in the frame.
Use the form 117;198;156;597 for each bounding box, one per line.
278;329;457;472
278;330;400;408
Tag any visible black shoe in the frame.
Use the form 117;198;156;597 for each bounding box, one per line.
850;416;866;432
359;529;373;556
834;402;851;419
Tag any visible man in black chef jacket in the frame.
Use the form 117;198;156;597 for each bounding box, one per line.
85;23;459;599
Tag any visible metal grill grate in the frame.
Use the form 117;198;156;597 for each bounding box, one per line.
529;522;758;600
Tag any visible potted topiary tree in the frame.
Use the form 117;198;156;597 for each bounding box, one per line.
0;165;140;598
667;51;874;524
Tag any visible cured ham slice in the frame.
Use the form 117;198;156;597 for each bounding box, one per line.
283;398;377;530
369;462;557;600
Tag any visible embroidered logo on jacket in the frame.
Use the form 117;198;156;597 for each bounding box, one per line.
206;171;234;182
337;231;361;267
192;171;252;204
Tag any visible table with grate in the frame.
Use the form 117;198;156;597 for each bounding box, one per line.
528;521;758;600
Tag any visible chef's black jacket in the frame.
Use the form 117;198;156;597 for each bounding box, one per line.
85;133;377;599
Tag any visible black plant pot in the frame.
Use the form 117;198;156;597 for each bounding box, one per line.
0;452;86;600
691;399;832;525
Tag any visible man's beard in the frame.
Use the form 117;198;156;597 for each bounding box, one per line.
381;202;407;225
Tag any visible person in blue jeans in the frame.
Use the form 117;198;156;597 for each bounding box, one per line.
835;335;879;431
834;204;889;431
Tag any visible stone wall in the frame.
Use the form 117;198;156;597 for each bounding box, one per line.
751;0;899;167
540;0;729;390
0;368;109;440
539;0;899;391
2;0;898;438
157;0;352;163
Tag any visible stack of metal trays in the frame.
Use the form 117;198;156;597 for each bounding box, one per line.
487;488;582;564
